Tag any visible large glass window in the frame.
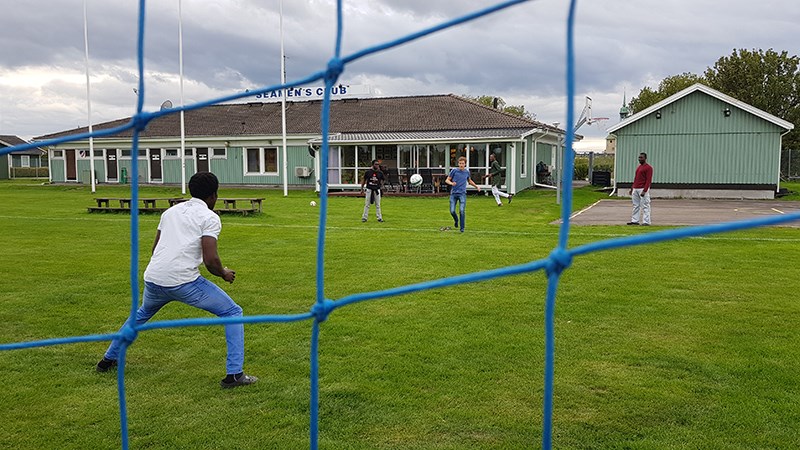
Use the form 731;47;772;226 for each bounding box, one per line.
449;144;466;167
430;144;447;169
245;147;278;174
265;148;277;172
328;147;341;184
375;145;396;167
331;145;371;184
399;145;413;170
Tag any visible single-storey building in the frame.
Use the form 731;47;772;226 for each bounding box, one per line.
0;135;47;179
608;83;794;199
35;94;571;193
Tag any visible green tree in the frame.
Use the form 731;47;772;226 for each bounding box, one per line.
704;48;800;153
463;95;536;120
628;72;705;113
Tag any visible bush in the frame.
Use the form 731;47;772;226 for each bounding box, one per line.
573;160;589;180
574;155;615;180
10;167;49;177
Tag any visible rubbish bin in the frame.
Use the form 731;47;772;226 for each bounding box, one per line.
121;167;128;184
592;171;611;187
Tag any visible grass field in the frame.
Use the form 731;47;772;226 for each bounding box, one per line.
1;179;800;449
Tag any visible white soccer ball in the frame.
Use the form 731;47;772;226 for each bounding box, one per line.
310;201;317;207
410;173;423;186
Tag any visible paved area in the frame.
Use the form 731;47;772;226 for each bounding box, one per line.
557;199;800;227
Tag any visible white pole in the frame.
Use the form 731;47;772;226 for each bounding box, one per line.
83;0;96;193
178;0;187;195
280;0;288;197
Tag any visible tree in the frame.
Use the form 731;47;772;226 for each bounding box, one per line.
628;72;705;113
704;48;800;153
503;104;536;121
463;95;536;120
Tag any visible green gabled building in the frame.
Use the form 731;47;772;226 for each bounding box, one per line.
608;83;794;199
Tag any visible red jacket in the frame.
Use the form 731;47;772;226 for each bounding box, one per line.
632;163;653;191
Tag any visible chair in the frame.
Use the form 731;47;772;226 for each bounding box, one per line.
419;168;434;193
405;167;417;193
536;162;552;185
385;168;401;192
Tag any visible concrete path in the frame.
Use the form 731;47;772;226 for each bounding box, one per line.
556;199;800;227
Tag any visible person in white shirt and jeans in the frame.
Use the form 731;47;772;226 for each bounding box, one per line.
97;172;257;389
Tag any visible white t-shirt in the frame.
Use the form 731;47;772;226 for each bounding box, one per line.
143;197;222;287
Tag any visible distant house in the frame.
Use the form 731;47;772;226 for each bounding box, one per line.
35;94;572;193
0;135;47;180
608;84;794;199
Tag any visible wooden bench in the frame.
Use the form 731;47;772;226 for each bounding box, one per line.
94;197;132;208
219;198;265;213
89;197;261;216
87;206;165;214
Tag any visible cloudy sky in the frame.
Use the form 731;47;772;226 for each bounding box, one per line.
1;0;797;150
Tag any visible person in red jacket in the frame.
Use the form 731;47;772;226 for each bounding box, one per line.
628;152;653;226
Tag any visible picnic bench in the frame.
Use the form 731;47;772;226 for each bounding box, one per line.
88;197;264;216
88;197;186;214
219;198;265;213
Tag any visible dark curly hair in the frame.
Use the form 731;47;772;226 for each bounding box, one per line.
188;172;219;200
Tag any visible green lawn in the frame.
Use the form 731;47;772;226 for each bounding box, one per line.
1;180;799;449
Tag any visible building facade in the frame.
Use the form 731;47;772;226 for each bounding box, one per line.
36;95;569;193
608;84;794;199
0;135;47;180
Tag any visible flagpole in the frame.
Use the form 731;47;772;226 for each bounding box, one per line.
178;0;187;195
280;0;288;197
83;0;96;193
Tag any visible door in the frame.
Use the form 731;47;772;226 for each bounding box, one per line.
65;149;77;181
149;149;162;181
196;148;209;172
106;150;118;181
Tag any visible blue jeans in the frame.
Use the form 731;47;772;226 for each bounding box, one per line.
104;277;245;374
449;192;466;231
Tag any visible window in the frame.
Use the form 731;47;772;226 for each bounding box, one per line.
165;148;179;158
21;155;30;167
138;149;147;158
212;148;227;158
245;147;278;174
520;141;527;178
94;149;103;157
53;150;63;158
121;149;132;158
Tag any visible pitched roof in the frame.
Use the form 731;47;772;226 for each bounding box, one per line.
0;135;46;155
607;83;795;133
315;128;537;144
36;94;562;141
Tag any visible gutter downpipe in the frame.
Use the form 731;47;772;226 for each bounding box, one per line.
609;133;618;197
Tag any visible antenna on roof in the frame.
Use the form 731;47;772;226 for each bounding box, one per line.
160;100;173;110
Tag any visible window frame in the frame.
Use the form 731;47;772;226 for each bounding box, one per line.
244;147;279;175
